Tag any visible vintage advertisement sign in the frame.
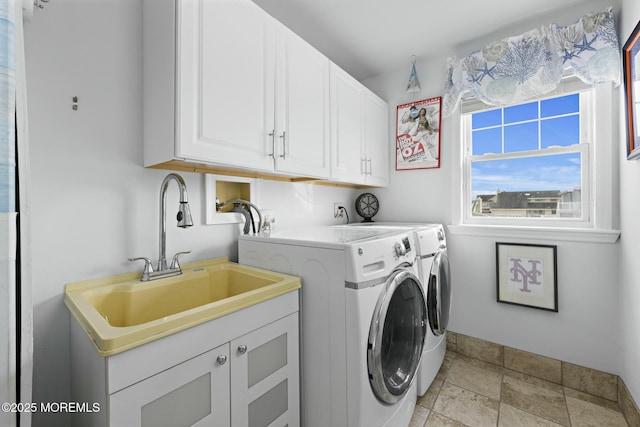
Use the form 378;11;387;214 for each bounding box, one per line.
395;97;442;170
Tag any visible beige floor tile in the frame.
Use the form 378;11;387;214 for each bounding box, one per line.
501;375;570;426
433;382;500;427
443;351;457;368
446;358;502;400
498;403;565;427
565;395;629;427
417;378;444;410
410;404;430;427
435;353;456;382
425;412;467;427
503;369;564;394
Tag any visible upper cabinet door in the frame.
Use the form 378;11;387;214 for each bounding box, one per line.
177;0;276;171
330;63;366;184
363;91;390;187
274;26;331;179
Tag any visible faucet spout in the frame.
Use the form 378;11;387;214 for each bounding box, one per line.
216;198;263;234
159;173;193;271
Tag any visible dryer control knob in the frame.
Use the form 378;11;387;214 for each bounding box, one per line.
394;242;407;257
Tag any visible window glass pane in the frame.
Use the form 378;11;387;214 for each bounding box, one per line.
470;152;582;218
472;128;502;155
472;109;501;129
541;93;579;117
504;122;538;153
504;101;538;123
541;115;579;148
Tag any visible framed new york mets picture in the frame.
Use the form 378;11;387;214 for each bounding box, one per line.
496;242;558;312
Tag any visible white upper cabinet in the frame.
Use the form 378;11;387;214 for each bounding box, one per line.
144;0;330;179
144;0;387;186
274;25;331;178
363;90;389;187
330;64;389;187
177;0;277;172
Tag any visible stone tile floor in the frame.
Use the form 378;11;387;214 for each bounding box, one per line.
410;351;630;427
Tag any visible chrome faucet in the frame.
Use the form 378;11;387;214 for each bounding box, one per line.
216;198;263;234
129;173;194;281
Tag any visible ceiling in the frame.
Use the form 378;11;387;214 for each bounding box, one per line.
252;0;601;81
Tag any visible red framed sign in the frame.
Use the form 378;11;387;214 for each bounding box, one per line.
395;97;442;170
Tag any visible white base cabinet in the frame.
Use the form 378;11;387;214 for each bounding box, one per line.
70;291;300;427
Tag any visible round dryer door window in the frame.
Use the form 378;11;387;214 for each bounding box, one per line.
428;250;451;336
367;270;427;404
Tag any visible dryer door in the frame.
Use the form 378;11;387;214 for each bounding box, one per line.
427;250;451;336
367;270;427;404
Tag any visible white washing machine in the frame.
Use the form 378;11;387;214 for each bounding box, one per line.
337;223;451;396
238;226;428;427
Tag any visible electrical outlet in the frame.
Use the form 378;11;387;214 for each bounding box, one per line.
334;203;344;218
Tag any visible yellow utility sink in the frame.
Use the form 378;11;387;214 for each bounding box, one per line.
65;257;300;356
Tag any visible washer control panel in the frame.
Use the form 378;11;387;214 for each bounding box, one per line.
394;236;412;258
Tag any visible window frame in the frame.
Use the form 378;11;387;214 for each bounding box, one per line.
449;79;619;242
462;86;592;228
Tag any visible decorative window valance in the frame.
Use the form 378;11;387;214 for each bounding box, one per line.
442;7;621;117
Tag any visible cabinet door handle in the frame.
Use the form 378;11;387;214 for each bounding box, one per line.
279;131;287;159
216;355;227;365
237;345;248;355
268;129;275;158
367;158;372;175
361;158;366;175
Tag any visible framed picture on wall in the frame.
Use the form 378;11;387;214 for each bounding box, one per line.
623;20;640;160
496;243;558;312
395;97;442;170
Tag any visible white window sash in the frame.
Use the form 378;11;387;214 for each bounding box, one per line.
458;81;601;230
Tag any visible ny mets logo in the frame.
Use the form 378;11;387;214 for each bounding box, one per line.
508;257;542;293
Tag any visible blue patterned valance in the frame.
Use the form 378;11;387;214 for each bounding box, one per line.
443;8;621;117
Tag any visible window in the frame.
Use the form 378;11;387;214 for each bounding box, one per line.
460;79;596;228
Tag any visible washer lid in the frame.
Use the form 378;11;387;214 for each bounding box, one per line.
367;270;427;404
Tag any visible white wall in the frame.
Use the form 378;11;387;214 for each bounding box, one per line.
23;1;356;426
619;0;640;407
364;0;623;375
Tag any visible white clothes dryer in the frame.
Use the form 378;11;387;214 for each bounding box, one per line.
337;223;451;396
238;226;428;427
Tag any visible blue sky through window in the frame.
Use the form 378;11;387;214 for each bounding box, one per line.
470;94;581;199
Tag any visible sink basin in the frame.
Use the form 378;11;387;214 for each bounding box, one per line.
65;257;300;356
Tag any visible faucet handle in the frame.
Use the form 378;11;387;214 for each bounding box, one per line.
170;251;191;270
129;257;154;281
